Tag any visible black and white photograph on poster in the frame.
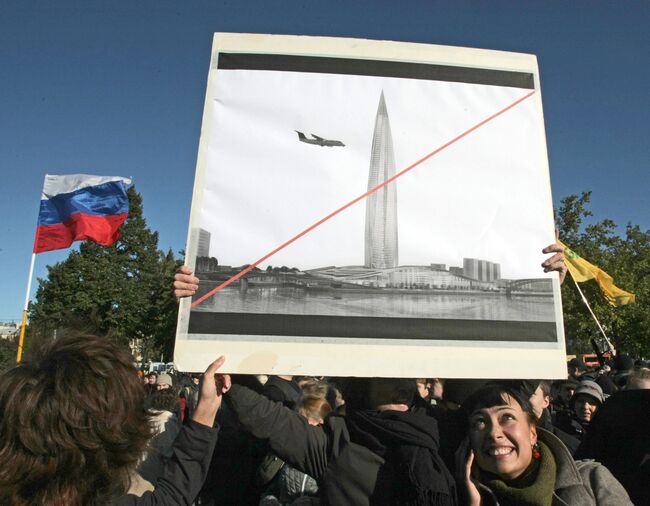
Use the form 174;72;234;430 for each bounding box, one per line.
175;34;567;379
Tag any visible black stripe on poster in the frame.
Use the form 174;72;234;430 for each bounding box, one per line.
188;312;557;343
217;53;535;90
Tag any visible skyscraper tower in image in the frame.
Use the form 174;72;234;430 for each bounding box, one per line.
365;91;398;269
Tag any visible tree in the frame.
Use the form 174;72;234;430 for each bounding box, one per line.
28;188;181;360
0;339;18;373
557;192;649;356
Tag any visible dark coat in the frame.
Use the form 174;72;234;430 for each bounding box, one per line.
575;389;650;505
539;409;580;456
263;376;303;410
553;410;588;441
227;384;456;506
117;420;219;506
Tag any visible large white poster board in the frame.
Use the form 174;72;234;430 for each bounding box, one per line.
175;33;567;379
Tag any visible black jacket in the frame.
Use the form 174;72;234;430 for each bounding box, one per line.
117;419;219;506
539;409;580;456
575;389;650;505
227;384;456;506
262;376;302;410
553;410;588;441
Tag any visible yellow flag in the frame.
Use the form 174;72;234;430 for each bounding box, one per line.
559;241;635;307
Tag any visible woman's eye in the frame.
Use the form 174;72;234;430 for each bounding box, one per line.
501;413;516;422
471;419;486;430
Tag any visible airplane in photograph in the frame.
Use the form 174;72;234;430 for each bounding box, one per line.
295;131;345;147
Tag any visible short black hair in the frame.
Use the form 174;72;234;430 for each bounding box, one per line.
339;377;416;410
460;383;538;434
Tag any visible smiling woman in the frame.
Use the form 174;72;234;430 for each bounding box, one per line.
458;384;632;506
468;392;537;481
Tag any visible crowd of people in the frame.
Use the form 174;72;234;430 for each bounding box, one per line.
0;244;648;505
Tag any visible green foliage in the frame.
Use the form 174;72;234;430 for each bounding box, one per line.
0;339;18;373
28;188;181;360
557;192;649;356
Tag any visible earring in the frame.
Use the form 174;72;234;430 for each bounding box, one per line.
532;442;541;460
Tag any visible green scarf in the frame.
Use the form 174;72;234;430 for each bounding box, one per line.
480;441;556;506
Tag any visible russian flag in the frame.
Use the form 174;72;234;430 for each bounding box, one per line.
34;174;132;254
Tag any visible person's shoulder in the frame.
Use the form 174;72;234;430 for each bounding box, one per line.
594;388;650;423
324;412;348;431
323;414;385;467
573;459;618;488
574;458;605;473
551;426;580;456
261;380;285;399
573;459;634;505
263;377;294;395
609;387;650;403
322;413;354;445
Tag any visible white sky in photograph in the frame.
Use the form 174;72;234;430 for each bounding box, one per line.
198;68;555;279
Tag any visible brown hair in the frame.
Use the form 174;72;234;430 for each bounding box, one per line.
298;380;332;423
0;334;152;505
300;379;330;399
299;395;332;423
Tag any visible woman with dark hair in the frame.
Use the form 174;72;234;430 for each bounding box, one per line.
459;384;631;505
0;334;229;506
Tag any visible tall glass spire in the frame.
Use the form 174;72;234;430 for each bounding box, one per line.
365;91;398;269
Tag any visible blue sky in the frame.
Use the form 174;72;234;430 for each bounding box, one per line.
1;1;648;322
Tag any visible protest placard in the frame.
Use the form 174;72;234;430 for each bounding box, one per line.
175;33;566;378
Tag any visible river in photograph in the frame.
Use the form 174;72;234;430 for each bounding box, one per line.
192;285;555;322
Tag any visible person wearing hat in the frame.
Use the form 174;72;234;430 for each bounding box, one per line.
573;380;605;424
156;373;174;390
575;371;650;505
556;380;605;441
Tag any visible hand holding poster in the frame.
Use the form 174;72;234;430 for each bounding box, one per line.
175;33;566;379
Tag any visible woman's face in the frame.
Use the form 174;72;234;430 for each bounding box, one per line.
468;395;537;480
573;394;599;423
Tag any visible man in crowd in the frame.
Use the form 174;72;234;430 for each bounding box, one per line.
156;372;173;390
567;356;588;380
227;377;458;506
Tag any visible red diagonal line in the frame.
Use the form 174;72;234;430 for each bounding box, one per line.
191;90;536;308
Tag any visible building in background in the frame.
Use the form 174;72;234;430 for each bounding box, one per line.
196;228;211;258
0;322;19;340
365;91;398;269
463;258;501;282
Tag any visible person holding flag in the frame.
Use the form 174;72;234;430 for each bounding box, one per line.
17;174;132;362
559;240;635;307
553;240;636;355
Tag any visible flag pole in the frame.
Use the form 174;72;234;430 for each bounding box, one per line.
572;277;616;355
16;252;37;363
